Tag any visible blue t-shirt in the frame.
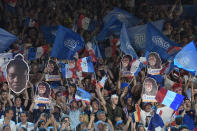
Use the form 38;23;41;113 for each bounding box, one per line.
182;110;195;130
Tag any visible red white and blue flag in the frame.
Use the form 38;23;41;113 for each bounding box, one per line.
77;56;94;73
75;87;92;104
97;75;108;88
27;45;48;60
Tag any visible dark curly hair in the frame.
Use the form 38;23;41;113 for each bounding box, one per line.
148;52;162;69
36;81;51;98
143;77;158;96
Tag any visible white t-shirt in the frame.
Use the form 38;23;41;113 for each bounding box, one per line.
140;110;151;127
0;118;16;131
16;122;34;131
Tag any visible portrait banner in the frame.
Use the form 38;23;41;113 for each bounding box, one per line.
142;77;158;102
35;81;51;104
121;55;133;77
147;52;162;75
45;59;61;81
6;53;29;94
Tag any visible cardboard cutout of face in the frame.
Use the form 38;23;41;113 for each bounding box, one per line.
35;81;51;104
45;59;61;81
6;54;29;94
142;77;158;102
147;52;162;75
121;55;133;77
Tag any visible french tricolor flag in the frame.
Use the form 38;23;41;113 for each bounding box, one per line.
156;88;184;111
97;75;108;88
75;87;92;104
27;45;47;60
60;63;77;79
24;17;38;27
77;56;94;73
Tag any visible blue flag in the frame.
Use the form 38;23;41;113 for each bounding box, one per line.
148;113;164;131
120;23;138;59
128;19;164;51
97;16;122;41
40;26;58;44
174;41;197;75
97;7;140;41
146;23;179;61
91;37;102;58
51;25;85;60
0;28;17;53
75;87;92;104
103;7;139;26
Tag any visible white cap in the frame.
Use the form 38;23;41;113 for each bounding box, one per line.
111;94;118;99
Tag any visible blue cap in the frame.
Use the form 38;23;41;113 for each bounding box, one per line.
116;120;123;127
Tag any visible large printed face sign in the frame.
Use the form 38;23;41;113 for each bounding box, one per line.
121;55;133;76
6;54;29;94
148;52;162;69
47;59;59;75
45;59;61;81
36;82;51;98
142;77;158;102
35;81;51;104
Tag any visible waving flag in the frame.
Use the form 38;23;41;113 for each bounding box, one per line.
77;56;94;73
51;25;85;60
128;19;164;51
160;61;174;75
148;112;164;131
40;26;58;44
0;53;13;82
59;63;77;79
120;23;138;59
86;39;102;62
103;7;139;27
24;17;38;27
97;75;108;88
146;23;179;61
27;45;48;60
156;106;174;125
174;41;197;76
97;16;122;41
0;28;17;53
78;14;95;32
131;104;141;123
75;87;92;104
156;88;184;111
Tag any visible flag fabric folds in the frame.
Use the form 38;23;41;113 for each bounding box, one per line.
131;104;141;123
75;87;92;104
27;45;48;60
128;19;164;51
97;75;108;88
0;28;17;53
50;25;85;60
77;56;94;73
174;41;197;76
145;23;179;61
120;23;138;59
156;88;184;111
148;112;164;131
40;26;58;44
103;7;139;26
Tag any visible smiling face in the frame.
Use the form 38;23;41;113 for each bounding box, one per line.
122;57;130;68
144;81;153;93
38;84;46;95
148;55;156;66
